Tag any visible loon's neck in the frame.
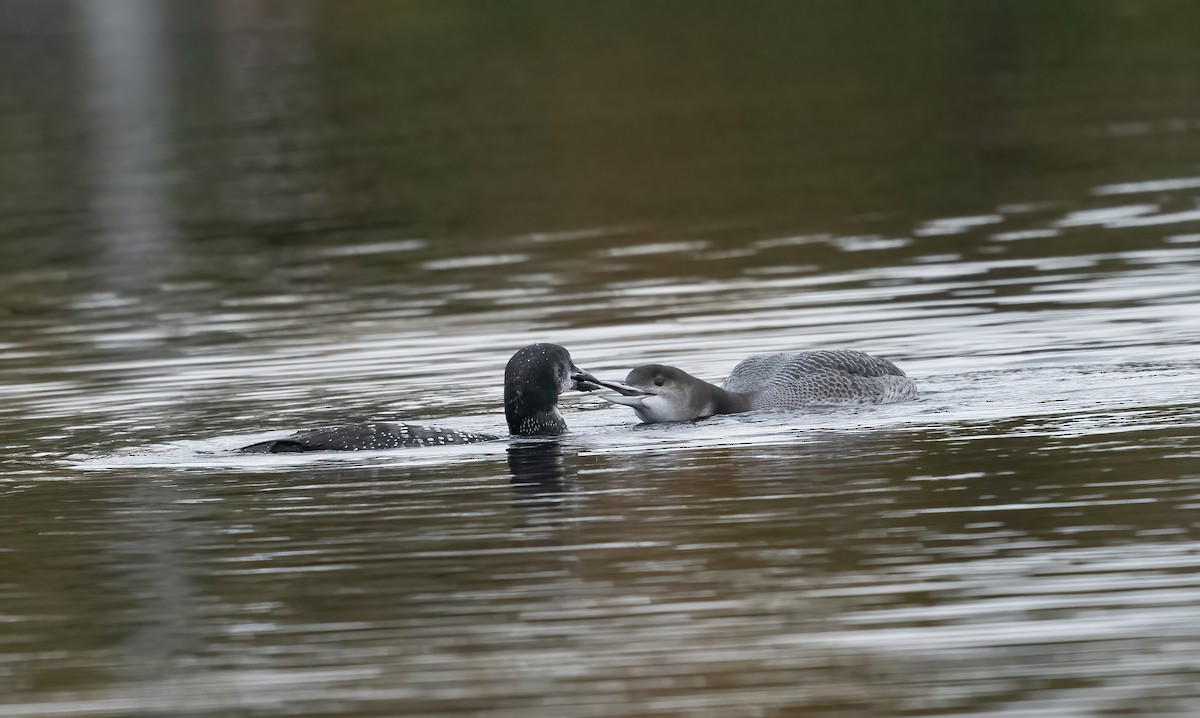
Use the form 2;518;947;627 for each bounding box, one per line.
504;379;567;436
667;377;752;420
507;406;568;436
704;383;753;416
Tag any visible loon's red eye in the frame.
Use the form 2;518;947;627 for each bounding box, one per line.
654;376;665;387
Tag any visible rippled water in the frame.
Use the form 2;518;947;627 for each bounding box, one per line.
3;2;1200;716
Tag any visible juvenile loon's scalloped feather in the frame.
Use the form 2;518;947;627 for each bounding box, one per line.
722;350;917;407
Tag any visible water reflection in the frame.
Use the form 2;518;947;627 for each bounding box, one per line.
211;0;326;227
2;1;1200;716
507;440;567;502
77;3;200;692
79;0;177;285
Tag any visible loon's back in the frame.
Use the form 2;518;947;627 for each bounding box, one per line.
241;422;498;453
236;343;597;453
722;350;916;407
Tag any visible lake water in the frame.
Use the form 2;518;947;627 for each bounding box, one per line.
2;1;1199;716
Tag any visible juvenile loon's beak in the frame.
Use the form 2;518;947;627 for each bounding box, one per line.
601;393;649;408
573;371;653;407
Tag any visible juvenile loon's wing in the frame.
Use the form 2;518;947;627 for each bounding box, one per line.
240;422;499;453
722;351;915;407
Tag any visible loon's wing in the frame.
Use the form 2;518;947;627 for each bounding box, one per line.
722;351;915;406
240;422;499;453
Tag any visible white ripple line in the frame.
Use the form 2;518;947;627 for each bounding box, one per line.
885;498;1157;516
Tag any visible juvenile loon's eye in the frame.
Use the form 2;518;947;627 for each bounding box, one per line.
654;376;665;387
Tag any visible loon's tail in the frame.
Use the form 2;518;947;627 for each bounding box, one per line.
239;439;305;453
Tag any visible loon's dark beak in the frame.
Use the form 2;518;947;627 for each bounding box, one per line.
570;366;602;392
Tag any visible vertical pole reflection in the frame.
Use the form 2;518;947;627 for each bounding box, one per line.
76;0;194;689
78;0;176;281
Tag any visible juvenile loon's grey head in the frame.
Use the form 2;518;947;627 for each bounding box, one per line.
577;364;735;423
504;343;598;436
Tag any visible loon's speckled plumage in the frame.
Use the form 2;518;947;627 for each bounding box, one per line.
723;350;917;407
503;343;577;436
584;350;917;424
242;422;497;453
240;343;595;453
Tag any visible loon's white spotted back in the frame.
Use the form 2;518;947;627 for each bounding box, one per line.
240;343;596;453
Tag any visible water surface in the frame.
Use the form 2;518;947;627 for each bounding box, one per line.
2;2;1200;716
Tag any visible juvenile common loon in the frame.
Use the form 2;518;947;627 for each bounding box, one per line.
578;350;917;424
240;343;598;452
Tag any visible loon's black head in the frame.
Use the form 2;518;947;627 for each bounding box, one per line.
504;343;596;436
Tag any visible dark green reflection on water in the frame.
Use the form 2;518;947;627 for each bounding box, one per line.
4;1;1200;258
302;1;1200;232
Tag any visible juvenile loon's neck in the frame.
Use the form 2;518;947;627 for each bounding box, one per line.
702;383;753;416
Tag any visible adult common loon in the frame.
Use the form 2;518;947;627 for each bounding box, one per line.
578;350;917;424
240;343;598;452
